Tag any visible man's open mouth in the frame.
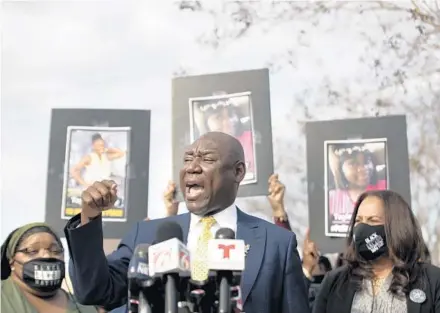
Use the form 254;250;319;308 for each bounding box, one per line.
185;182;204;200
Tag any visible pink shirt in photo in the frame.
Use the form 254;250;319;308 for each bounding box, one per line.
329;179;387;216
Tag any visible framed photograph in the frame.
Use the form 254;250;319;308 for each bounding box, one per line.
172;69;273;199
305;115;411;254
189;92;257;185
46;109;151;239
61;126;131;222
324;138;389;237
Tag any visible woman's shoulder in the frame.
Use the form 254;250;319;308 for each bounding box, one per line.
420;263;440;280
324;265;350;283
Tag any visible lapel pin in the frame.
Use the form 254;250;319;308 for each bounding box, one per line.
409;289;426;304
244;244;250;256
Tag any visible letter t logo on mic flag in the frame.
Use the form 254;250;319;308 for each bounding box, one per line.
207;239;245;271
218;244;235;259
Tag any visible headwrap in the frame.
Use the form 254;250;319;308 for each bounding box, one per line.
1;222;55;280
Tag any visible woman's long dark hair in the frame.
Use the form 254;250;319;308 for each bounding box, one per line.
339;190;425;296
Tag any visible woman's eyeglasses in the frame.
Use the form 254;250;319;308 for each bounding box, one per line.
16;247;64;257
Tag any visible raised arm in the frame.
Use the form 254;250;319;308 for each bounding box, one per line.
106;147;125;161
64;180;137;310
163;180;179;217
267;174;291;230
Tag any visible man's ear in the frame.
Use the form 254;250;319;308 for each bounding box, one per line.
234;161;246;183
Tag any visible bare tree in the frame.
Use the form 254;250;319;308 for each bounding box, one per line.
176;1;440;264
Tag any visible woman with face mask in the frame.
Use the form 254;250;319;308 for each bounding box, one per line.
1;223;102;313
313;190;440;313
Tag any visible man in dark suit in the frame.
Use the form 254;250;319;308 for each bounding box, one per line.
64;131;310;313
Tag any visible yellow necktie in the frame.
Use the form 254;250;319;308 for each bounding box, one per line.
191;216;216;281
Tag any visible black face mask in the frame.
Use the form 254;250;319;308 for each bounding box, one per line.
17;258;65;294
353;223;388;261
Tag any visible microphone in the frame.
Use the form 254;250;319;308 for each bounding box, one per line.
127;244;152;313
148;222;190;313
207;228;245;313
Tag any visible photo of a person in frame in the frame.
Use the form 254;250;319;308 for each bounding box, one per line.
70;133;125;188
326;140;387;234
190;93;256;183
62;127;129;219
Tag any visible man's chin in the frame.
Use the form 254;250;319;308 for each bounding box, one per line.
185;201;209;216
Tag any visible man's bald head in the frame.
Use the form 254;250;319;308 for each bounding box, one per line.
197;131;245;165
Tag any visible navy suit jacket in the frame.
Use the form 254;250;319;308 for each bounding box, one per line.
64;209;310;313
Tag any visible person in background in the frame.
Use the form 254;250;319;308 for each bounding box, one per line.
163;173;290;228
1;223;100;313
313;190;440;313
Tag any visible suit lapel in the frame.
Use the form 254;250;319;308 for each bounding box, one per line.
236;209;266;305
341;279;357;313
172;213;191;244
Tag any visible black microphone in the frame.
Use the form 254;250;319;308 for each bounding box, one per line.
215;228;235;240
149;222;187;313
127;244;152;313
208;228;245;313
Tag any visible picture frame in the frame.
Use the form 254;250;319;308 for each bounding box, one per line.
172;68;273;200
188;91;258;185
324;138;389;237
45;109;151;239
61;126;131;222
305;115;411;254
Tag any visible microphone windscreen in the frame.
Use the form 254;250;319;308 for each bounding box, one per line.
132;243;150;260
215;228;235;239
155;221;184;243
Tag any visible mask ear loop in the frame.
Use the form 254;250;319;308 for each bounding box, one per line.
1;228;19;281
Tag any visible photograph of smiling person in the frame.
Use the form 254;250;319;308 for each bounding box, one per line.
61;126;130;222
189;91;257;185
324;138;388;237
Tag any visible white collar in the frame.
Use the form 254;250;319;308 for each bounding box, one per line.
190;203;237;230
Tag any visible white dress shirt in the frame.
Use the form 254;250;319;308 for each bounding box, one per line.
186;204;237;254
